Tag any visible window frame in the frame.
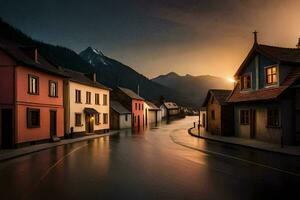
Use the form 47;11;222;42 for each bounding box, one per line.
240;73;252;90
28;74;39;95
86;91;91;104
103;113;108;124
49;80;58;97
103;94;108;105
75;89;81;103
240;109;249;125
95;113;100;125
75;113;82;127
95;93;100;105
267;108;280;128
27;108;40;128
265;65;278;86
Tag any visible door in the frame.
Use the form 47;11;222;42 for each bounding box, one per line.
50;110;57;137
250;109;256;139
1;109;14;149
145;109;148;126
85;114;94;133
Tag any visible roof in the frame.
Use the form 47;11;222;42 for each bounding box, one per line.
84;108;99;115
202;89;232;106
163;102;179;110
228;67;300;103
235;43;300;77
145;101;160;110
64;68;110;90
0;38;67;77
110;100;131;114
118;87;144;100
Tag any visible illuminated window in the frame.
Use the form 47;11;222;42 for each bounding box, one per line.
49;81;58;97
28;75;39;94
265;66;277;85
241;74;251;89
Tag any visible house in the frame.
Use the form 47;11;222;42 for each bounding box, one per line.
111;87;144;128
110;100;131;130
0;40;66;148
63;69;110;136
199;107;207;128
160;102;180;118
202;89;233;136
144;101;162;126
227;33;300;145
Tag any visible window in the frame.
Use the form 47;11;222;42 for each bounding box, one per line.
135;103;137;110
103;113;108;124
139;104;141;110
28;75;39;94
103;94;108;105
267;108;280;127
142;104;143;110
95;93;100;105
211;110;215;120
27;108;40;128
86;91;91;104
125;114;128;121
75;113;82;126
75;90;81;103
265;66;278;85
95;113;100;125
49;81;58;97
240;110;249;125
241;74;251;90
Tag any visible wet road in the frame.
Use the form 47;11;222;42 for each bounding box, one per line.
0;116;300;200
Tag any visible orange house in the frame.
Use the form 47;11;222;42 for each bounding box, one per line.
0;40;66;148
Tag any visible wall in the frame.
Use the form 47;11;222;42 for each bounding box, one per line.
160;105;167;118
234;103;282;144
15;65;64;143
132;99;144;127
67;81;110;133
119;114;131;129
207;96;221;135
200;111;207;128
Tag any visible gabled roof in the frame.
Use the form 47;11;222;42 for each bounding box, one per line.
64;68;110;90
162;102;179;110
0;38;67;77
235;43;300;77
202;89;232;107
110;100;131;114
118;87;144;100
228;67;300;103
145;101;160;110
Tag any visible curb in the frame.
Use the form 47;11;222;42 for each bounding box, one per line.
188;127;300;157
0;131;118;162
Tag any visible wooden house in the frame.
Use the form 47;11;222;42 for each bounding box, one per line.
228;33;300;145
110;100;131;130
202;89;233;136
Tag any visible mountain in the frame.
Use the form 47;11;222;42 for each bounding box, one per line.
152;72;233;106
79;47;189;106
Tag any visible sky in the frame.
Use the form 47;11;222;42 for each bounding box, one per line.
1;0;300;79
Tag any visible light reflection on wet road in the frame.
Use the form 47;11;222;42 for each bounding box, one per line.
0;116;299;200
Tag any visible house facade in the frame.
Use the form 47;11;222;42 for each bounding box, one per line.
144;101;162;126
202;89;233;136
160;102;180;119
112;87;144;128
0;41;65;148
63;69;110;136
228;35;300;145
199;107;207;128
110;100;131;130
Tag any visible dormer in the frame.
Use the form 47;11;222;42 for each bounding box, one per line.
21;47;39;63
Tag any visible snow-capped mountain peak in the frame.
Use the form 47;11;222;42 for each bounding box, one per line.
80;47;108;66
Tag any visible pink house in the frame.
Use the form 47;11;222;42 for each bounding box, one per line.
0;40;66;148
112;87;144;128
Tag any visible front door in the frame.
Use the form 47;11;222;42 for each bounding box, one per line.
85;114;94;133
1;109;14;149
50;110;57;137
250;109;256;139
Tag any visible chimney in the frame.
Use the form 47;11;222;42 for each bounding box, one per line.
253;30;258;44
86;72;97;82
137;84;140;96
296;38;300;48
22;47;39;63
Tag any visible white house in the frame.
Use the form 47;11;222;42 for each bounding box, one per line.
63;69;110;136
110;100;131;130
144;101;162;126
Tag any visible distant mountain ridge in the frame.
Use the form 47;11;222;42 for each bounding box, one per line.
152;72;233;106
